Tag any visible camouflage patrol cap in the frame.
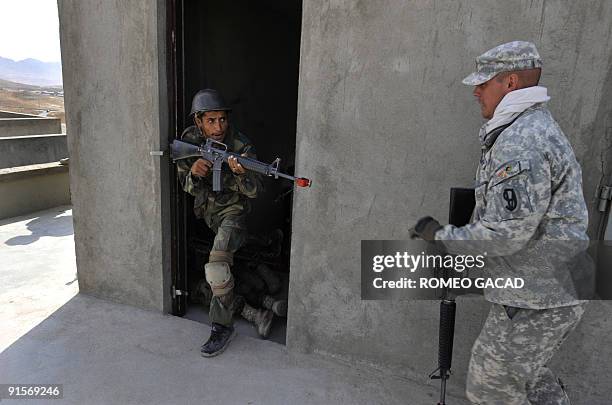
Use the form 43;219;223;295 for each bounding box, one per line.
462;41;542;86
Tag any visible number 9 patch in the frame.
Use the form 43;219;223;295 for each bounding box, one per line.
493;178;533;220
489;160;535;220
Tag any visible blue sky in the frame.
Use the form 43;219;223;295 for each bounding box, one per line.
0;0;61;63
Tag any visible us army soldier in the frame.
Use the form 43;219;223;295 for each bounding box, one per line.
177;89;263;357
411;42;588;404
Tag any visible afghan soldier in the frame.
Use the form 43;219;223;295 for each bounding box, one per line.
411;42;589;404
177;88;264;357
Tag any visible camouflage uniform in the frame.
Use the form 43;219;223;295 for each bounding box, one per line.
177;124;263;327
436;42;588;404
466;304;585;405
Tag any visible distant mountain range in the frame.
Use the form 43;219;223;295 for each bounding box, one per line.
0;56;62;87
0;78;61;91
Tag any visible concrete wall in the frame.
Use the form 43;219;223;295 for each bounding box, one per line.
0;163;70;220
0;134;67;169
58;0;171;312
0;117;62;137
288;1;612;403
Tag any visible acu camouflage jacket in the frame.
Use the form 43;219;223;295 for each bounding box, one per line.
436;104;590;308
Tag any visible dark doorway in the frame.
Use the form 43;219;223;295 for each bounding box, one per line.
168;0;302;345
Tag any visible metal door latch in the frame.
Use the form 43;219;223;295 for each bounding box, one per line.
150;151;164;156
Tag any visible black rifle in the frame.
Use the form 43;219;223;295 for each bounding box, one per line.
170;138;312;192
428;188;475;405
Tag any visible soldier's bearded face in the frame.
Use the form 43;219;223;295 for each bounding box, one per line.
473;76;510;120
196;111;229;142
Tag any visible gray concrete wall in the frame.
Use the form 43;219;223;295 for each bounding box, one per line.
289;1;612;403
0;134;67;169
0;117;62;137
58;0;170;312
0;163;70;219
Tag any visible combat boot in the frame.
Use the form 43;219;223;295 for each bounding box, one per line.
241;303;273;338
262;295;288;317
255;264;281;295
200;323;235;357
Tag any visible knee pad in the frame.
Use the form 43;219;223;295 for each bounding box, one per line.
205;262;234;296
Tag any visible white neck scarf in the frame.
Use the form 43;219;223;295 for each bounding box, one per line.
479;86;550;145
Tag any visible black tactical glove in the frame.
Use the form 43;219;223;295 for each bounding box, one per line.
409;216;443;241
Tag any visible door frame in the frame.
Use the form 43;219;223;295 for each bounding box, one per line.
167;0;188;316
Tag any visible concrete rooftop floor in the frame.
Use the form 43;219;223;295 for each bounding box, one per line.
0;206;469;405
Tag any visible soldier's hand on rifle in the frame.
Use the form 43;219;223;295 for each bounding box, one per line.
228;154;247;175
191;158;212;177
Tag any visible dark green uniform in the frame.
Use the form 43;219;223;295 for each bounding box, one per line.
177;125;263;326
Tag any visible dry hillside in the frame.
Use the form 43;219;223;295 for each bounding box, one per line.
0;79;64;124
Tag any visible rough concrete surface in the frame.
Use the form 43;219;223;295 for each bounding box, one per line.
0;117;62;137
0;208;467;405
0;206;78;352
0;165;70;220
0;134;68;169
58;0;169;312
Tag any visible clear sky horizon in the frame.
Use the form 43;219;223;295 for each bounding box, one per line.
0;0;61;63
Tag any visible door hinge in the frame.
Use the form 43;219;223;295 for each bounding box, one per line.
598;185;612;212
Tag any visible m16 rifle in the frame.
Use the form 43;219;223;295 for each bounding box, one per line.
170;138;312;192
428;187;476;405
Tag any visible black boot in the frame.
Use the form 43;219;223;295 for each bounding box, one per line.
200;323;235;357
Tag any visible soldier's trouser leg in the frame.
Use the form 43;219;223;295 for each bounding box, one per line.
206;215;247;327
525;366;568;404
466;303;585;405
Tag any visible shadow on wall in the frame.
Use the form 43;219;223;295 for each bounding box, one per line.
3;210;73;246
